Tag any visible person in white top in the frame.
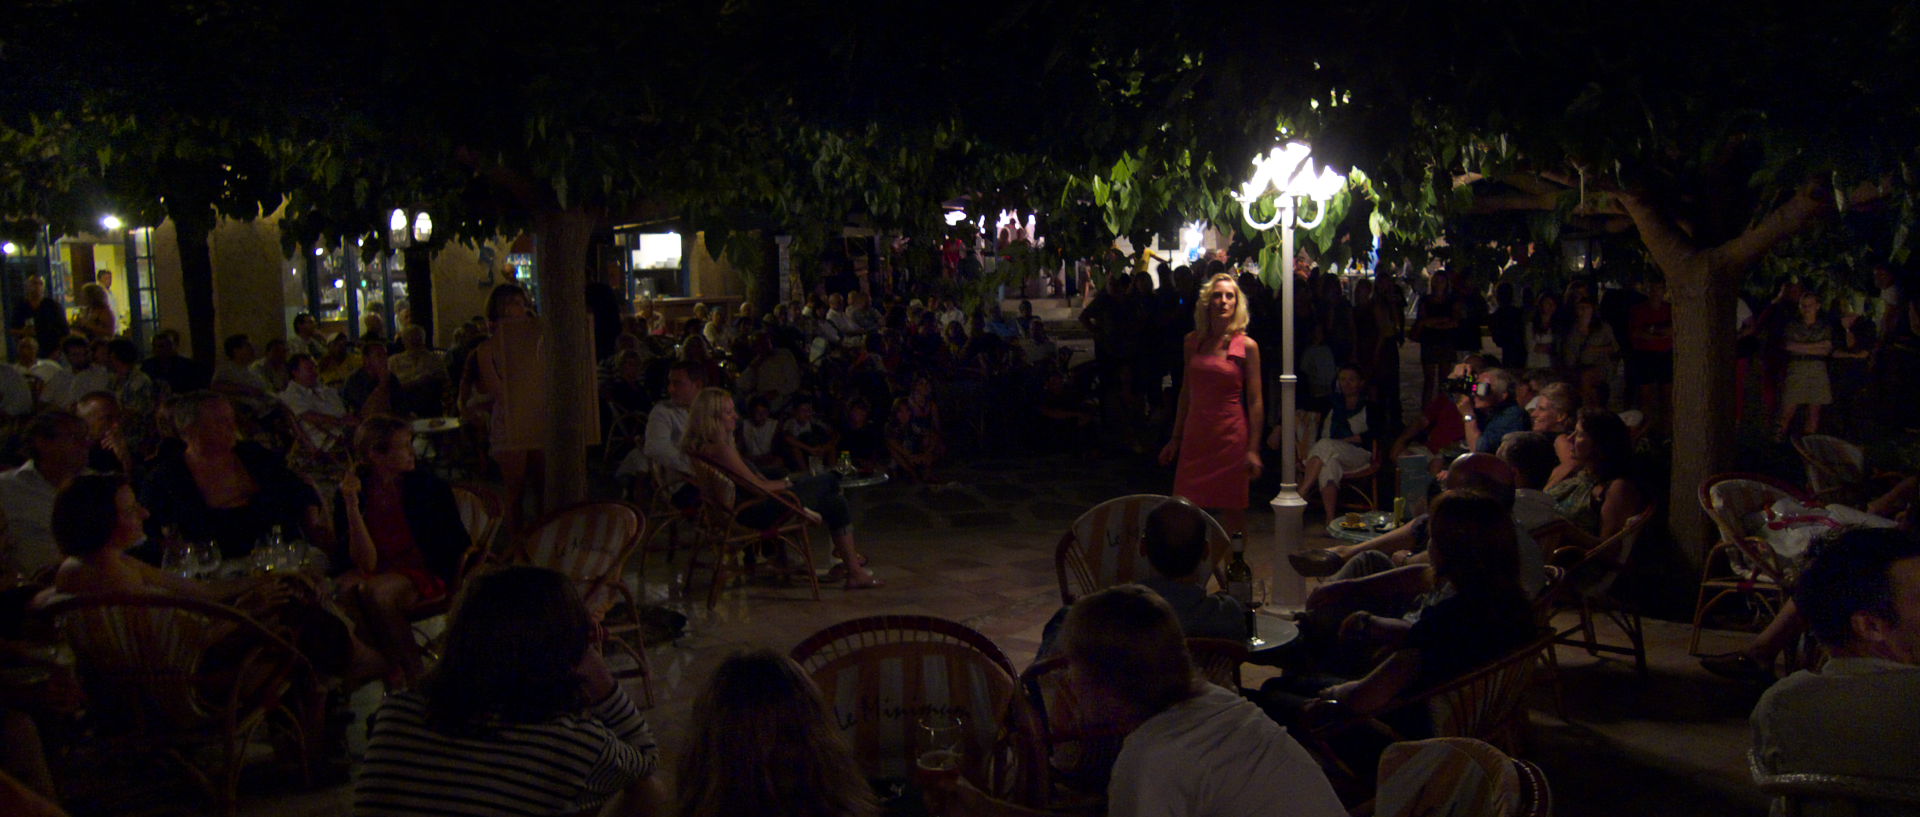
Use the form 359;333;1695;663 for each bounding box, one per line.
1061;585;1346;817
0;412;91;577
37;337;94;409
278;353;352;450
1497;432;1570;534
617;361;703;506
13;337;62;384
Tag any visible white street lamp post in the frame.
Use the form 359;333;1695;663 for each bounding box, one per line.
1233;142;1347;610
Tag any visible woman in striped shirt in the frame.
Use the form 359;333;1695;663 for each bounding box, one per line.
354;566;658;817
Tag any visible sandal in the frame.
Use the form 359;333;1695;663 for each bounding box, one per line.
845;571;884;590
823;555;870;581
1288;549;1348;578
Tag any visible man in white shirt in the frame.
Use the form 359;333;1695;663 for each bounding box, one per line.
0;412;91;577
618;361;702;505
1498;432;1568;534
212;333;277;418
40;336;98;409
1750;528;1920;802
278;353;351;450
13;337;62;383
1062;585;1346;817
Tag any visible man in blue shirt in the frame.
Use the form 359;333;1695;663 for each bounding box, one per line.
1460;368;1528;454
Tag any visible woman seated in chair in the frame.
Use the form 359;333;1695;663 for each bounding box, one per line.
674;648;878;817
141;392;327;561
1280;365;1381;513
356;566;660;817
1544;408;1646;548
332;415;471;686
1260;492;1535;745
683;388;881;589
36;473;382;682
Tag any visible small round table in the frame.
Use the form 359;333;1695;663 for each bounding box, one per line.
1245;609;1302;664
1324;510;1395;544
839;471;891;490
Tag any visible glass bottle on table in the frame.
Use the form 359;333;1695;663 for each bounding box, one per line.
1225;532;1255;636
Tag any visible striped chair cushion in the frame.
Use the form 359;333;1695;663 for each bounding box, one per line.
810;642;1016;780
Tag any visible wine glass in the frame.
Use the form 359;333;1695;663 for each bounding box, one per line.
192;541;221;579
915;712;965;793
161;541;192;578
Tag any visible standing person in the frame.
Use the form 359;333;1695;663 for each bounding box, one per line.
73;283;117;340
1558;299;1618;372
1160;273;1264;536
1413;270;1460;405
673;649;880;817
1779;291;1835;437
475;284;549;530
7;274;68;356
1525;293;1561;370
1489;282;1526;371
354;566;660;817
683;388;880;589
1366;279;1406;425
1627;278;1676;435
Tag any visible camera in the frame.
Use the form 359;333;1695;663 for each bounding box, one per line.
1442;375;1492;397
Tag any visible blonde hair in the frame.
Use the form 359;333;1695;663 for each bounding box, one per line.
80;282;110;310
1192;272;1250;336
682;387;735;455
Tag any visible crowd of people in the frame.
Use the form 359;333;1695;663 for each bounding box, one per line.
0;244;1914;817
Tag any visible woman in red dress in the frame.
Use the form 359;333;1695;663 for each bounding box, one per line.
1159;272;1265;534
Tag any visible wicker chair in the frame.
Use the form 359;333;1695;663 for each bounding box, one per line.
1750;750;1920;817
1054;494;1231;605
684;451;823;610
791;615;1043;805
602;399;647;466
1792;434;1870;505
504;501;653;699
1545;507;1657;679
1690;473;1808;656
1374;738;1554;817
1301;630;1555;787
41;593;321;817
406;482;506;647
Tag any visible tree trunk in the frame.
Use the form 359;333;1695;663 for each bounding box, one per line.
172;205;218;363
537;206;597;509
403;246;434;346
1663;263;1738;563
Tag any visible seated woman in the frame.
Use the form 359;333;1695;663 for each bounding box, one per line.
355;566;659;817
140;392;325;561
674;649;879;817
885;397;942;484
1261;492;1536;751
683;388;881;589
1544;407;1646;548
36;473;380;682
1285;365;1381;513
333;416;471;686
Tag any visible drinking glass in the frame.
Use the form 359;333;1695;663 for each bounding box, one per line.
192;542;221;579
914;712;965;793
161;542;193;578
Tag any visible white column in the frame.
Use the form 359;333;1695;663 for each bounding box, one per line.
1269;200;1308;609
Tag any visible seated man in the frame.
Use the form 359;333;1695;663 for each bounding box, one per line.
1750;527;1920;802
617;360;703;507
211;334;279;419
1496;431;1567;533
278;353;353;452
1038;496;1248;657
1461;367;1528;455
1388;355;1490;477
1062;585;1345;817
341;341;401;416
387;325;447;416
0;412;91;578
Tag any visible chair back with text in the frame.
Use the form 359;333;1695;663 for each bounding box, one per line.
507;501;645;616
1054;495;1229;604
792;616;1036;800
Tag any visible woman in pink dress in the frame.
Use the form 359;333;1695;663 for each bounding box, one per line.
1159;272;1265;534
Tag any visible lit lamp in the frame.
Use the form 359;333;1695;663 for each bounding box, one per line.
99;215;123;232
388;207;436;344
1232;141;1348;609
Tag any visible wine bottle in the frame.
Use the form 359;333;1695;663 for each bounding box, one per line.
1225;532;1253;607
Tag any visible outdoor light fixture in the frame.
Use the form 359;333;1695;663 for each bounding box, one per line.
412;212;433;244
1236;140;1352;608
313;246;326;257
1;242;16;255
389;209;410;247
944;210;968;226
388;207;433;247
99;215;123;231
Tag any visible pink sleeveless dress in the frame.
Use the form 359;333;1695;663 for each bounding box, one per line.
1174;333;1251;508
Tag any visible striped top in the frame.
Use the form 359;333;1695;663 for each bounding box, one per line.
354;688;657;817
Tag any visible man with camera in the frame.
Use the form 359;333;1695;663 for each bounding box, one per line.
1456;366;1528;454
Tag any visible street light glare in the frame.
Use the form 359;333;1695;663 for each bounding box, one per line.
1;242;16;255
100;215;123;231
